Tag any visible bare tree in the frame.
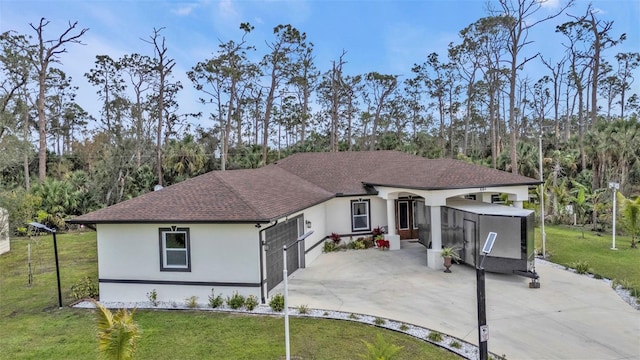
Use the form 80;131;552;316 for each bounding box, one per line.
143;28;177;185
613;52;639;119
29;18;88;181
364;72;398;151
492;0;573;174
541;55;567;143
260;24;306;165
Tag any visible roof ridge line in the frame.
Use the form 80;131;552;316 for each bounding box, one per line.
212;171;268;220
273;163;336;196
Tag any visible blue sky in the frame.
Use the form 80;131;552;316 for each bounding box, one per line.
1;0;638;128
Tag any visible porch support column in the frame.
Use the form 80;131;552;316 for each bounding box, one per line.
513;200;523;209
426;205;443;270
481;193;492;203
385;197;401;250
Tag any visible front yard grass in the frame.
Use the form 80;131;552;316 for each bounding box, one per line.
536;224;640;292
0;232;460;359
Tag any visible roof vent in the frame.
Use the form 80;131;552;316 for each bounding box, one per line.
153;184;164;191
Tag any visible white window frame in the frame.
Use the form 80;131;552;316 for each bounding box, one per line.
159;227;191;272
351;199;371;232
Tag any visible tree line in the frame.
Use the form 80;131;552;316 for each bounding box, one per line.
0;0;638;234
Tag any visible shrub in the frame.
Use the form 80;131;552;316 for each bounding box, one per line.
352;239;366;250
427;331;443;342
371;226;384;237
323;241;337;253
330;232;341;245
593;273;603;279
70;276;99;300
374;317;385;325
269;293;285;312
185;296;198;309
572;260;590;274
362;238;374;248
399;323;409;331
450;340;461;349
619;279;633;290
146;289;159;306
297;304;309;314
93;301;140;360
612;279;620;289
208;289;224;308
226;291;245;310
244;295;259;311
323;311;329;316
349;313;359;320
358;333;403;360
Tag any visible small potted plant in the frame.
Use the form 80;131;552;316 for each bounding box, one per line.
441;247;462;273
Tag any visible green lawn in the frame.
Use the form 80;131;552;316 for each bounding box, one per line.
0;232;460;360
535;224;640;292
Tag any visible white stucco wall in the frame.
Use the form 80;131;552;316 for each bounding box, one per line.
96;223;260;303
324;196;386;238
285;202;327;265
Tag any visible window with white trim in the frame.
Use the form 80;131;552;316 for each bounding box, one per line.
159;227;191;272
351;199;370;231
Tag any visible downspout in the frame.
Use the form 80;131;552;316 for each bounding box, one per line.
258;220;278;304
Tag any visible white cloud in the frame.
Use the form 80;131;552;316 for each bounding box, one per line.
173;5;196;16
218;0;239;19
539;0;560;9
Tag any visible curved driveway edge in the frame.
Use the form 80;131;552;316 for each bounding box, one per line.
273;242;640;360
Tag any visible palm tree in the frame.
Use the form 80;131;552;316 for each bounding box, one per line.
570;180;592;237
162;134;207;184
609;120;639;193
94;301;141;360
550;178;571;224
617;192;640;249
497;141;538;178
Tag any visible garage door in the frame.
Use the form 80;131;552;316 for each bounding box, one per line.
265;216;303;293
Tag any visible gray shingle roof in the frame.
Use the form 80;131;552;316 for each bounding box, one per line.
275;151;538;193
70;150;539;224
70;165;333;224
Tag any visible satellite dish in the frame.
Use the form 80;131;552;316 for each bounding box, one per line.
482;232;497;255
153;184;164;191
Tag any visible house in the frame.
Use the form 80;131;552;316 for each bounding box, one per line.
69;151;540;304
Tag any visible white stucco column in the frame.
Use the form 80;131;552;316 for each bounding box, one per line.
481;193;492;203
513;200;523;209
385;198;400;250
386;198;396;235
426;205;443;270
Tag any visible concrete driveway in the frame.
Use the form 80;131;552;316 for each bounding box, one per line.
272;241;640;360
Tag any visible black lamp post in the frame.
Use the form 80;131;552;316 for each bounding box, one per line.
29;222;62;309
477;232;497;360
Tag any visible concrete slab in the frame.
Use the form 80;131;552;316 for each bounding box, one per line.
272;241;640;360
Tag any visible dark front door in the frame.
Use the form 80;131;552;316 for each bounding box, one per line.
463;219;476;265
397;199;419;240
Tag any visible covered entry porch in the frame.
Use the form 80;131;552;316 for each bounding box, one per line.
375;185;531;270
